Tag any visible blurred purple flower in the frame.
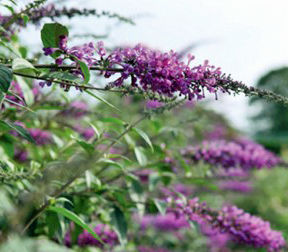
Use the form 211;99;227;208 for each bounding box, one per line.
65;223;118;248
28;129;53;145
182;139;281;170
219;180;253;193
14;148;28;163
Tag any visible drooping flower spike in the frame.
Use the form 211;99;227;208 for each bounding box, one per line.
181;139;281;171
171;197;285;252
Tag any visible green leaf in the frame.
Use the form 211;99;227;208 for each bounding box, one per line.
12;58;37;75
126;174;143;195
110;206;127;245
77;60;90;84
15;76;34;106
88;123;100;139
100;117;125;125
134;147;147;166
0;121;35;144
185;177;219;191
0;91;5;105
21;14;29;25
153;199;167;215
74;139;95;154
42;71;82;83
97;158;123;169
4;98;35;113
0;64;12;93
48;206;104;244
0;135;14;158
41;23;69;48
85;90;121;112
41;23;69;58
133;128;154;151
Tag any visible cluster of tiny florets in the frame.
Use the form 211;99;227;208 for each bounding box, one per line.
106;44;223;100
173;197;285;252
181;139;281;170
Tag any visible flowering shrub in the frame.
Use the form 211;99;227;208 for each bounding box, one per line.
0;1;287;252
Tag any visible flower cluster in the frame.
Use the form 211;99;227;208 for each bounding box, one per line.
43;36;105;67
106;44;223;100
173;197;285;251
138;212;190;232
181;139;281;170
14;148;28;163
64;223;118;248
28;128;53;145
217;206;285;251
218;180;253;193
74;125;95;140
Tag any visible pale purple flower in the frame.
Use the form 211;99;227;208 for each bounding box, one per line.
64;223;118;248
219;180;253;193
137;212;189;232
74;126;95;140
182;140;281;170
172;197;285;252
28;129;53;145
14;148;28;162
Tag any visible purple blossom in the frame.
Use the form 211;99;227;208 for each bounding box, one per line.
65;223;118;248
28;129;53;145
74;126;95;140
137;212;190;232
106;44;223;100
4;81;25;108
14;148;28;163
217;206;285;251
134;169;154;183
219;180;253;193
172;197;285;252
43;47;58;56
181;139;281;170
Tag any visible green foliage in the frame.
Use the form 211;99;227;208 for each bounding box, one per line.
0;64;12;93
41;22;68;57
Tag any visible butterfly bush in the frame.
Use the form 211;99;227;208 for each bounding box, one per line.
172;197;285;251
181;139;281;170
42;38;244;102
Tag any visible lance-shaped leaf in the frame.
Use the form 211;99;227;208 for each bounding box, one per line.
133;127;154;151
0;120;35;143
110;205;127;245
77;60;90;84
0;64;12;93
48;206;104;244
